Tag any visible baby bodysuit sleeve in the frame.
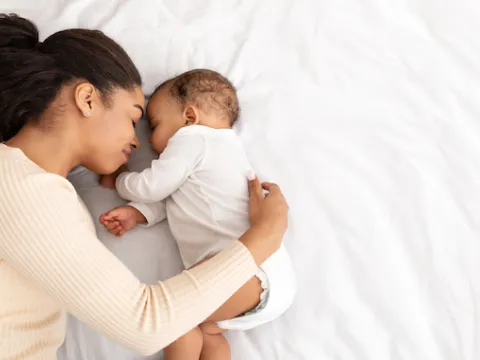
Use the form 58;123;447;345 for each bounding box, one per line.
129;200;167;226
116;129;205;203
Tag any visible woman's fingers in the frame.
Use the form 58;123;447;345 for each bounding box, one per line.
262;182;288;209
248;176;263;201
261;182;278;192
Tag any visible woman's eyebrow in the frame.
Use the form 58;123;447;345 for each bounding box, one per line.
134;104;144;118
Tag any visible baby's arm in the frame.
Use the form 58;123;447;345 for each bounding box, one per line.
100;201;167;236
129;201;167;226
116;131;205;203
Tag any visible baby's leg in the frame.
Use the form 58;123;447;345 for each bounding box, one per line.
163;272;261;360
200;322;230;360
197;276;261;360
206;275;263;322
164;326;203;360
190;257;263;321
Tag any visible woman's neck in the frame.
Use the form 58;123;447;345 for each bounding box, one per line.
6;126;80;177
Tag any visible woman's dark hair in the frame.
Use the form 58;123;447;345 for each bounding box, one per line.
0;13;142;141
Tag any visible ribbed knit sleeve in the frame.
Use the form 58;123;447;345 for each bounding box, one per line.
0;146;257;356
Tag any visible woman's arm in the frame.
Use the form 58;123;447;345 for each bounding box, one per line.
0;174;285;355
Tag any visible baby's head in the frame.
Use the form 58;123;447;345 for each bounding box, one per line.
147;69;239;153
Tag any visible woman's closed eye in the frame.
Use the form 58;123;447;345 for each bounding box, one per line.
132;120;137;128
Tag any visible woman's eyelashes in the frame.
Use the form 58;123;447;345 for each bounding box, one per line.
132;120;136;128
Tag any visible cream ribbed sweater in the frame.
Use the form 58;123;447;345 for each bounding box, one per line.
0;143;257;359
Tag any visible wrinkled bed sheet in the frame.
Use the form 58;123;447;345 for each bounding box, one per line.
2;1;480;359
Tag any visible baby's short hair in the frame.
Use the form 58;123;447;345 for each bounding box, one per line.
154;69;239;126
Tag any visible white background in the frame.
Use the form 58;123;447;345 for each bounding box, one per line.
2;1;480;359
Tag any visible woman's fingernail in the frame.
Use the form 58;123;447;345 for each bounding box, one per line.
247;171;256;181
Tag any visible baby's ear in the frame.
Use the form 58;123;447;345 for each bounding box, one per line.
184;106;200;125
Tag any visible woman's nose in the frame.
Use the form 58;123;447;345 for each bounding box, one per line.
131;134;140;149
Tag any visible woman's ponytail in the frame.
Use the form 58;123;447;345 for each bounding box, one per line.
0;13;141;142
0;14;68;141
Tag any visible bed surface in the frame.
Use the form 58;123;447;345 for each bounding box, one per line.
2;1;480;359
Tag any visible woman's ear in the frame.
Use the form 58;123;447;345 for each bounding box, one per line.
74;82;96;118
183;106;200;125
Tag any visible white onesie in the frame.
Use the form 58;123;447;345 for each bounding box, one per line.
116;125;296;330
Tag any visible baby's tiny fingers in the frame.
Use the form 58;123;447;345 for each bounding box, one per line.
113;226;124;236
105;221;118;230
102;212;114;220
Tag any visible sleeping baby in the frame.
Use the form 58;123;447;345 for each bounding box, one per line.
99;69;296;360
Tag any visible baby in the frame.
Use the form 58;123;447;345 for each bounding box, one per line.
100;69;296;360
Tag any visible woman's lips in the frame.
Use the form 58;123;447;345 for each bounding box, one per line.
122;149;131;160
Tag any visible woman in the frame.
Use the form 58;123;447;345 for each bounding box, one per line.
0;14;288;359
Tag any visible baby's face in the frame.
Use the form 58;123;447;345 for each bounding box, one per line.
146;88;185;153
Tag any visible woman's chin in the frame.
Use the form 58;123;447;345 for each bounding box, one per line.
83;160;124;176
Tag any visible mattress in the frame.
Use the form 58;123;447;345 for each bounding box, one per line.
2;0;480;359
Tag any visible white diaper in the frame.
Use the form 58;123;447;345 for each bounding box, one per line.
243;267;270;315
216;244;296;331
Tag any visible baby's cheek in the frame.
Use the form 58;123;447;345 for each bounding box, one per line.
151;134;167;153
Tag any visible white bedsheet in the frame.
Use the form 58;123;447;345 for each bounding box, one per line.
2;0;480;359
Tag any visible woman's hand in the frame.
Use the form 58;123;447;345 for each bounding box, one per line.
240;176;289;266
248;177;288;233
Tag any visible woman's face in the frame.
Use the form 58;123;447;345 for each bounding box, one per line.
81;86;145;174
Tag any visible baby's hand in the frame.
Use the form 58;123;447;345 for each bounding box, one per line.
99;206;145;236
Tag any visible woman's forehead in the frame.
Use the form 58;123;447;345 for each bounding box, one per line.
114;86;144;105
131;86;145;106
